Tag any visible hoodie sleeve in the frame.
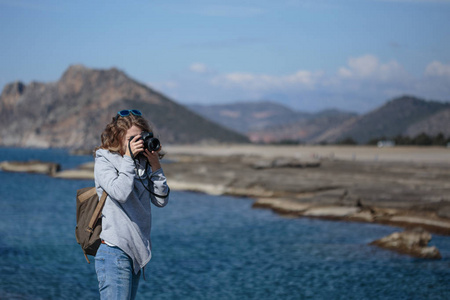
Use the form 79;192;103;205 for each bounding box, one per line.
149;168;170;207
95;150;136;203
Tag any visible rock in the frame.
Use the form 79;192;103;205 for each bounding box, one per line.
253;198;312;214
52;169;94;180
388;215;450;233
52;161;94;179
0;160;60;176
370;228;441;259
163;149;450;234
348;209;375;222
302;206;360;218
78;161;95;170
437;205;450;219
167;180;226;195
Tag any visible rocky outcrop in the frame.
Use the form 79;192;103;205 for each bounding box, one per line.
0;160;60;176
161;146;450;235
53;162;95;180
0;160;94;179
0;81;25;112
3;145;450;238
370;228;441;259
0;65;248;150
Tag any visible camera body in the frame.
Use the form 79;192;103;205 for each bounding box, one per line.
141;131;161;152
130;131;161;153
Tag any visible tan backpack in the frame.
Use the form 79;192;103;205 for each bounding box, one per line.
75;187;107;263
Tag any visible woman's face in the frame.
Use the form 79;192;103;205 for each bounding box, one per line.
122;125;142;154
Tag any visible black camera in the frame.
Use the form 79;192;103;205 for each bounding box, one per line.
130;131;161;152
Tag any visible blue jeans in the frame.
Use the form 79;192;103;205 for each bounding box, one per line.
95;243;141;300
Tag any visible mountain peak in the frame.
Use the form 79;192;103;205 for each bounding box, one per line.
60;64;89;79
0;65;248;149
1;81;26;96
60;64;127;82
386;95;443;108
332;95;450;143
0;81;26;112
57;65;133;98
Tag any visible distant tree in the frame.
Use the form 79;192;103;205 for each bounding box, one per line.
276;139;302;145
393;134;411;145
432;132;446;146
338;137;357;145
367;138;380;145
413;133;433;145
366;133;449;146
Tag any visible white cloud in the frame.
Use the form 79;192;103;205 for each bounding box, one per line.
211;70;323;91
425;61;450;78
209;54;412;102
338;54;408;82
189;63;210;74
152;55;450;113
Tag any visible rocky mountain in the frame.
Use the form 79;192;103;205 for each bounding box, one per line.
0;65;248;150
247;109;358;143
192;96;450;144
189;101;310;134
326;96;450;143
191;101;358;143
405;108;450;138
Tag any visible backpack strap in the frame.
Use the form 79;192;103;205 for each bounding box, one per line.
86;190;108;233
78;187;97;202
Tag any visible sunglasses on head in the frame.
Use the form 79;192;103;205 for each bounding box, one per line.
116;109;142;118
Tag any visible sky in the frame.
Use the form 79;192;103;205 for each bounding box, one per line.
1;0;449;113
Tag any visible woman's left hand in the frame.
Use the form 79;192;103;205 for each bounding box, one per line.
143;148;161;172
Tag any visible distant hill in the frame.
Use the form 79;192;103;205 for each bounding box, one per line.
247;109;358;143
405;108;450;138
189;101;309;134
0;65;248;150
191;96;450;144
191;101;358;143
326;96;450;143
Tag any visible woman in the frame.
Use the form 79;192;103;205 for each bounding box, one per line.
94;109;169;299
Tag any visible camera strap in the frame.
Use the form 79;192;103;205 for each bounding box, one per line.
128;140;170;199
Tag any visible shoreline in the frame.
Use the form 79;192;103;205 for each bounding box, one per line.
2;145;450;235
162;145;450;235
167;178;450;236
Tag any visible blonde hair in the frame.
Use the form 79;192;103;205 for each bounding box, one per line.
97;113;152;155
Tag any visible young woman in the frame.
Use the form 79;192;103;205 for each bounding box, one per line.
94;109;169;300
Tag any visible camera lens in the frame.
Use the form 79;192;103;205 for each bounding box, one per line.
147;138;161;151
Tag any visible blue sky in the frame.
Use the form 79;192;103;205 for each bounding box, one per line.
1;0;449;113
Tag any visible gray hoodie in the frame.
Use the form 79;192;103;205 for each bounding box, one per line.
94;148;169;274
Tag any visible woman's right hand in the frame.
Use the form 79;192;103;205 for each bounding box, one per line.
125;135;144;157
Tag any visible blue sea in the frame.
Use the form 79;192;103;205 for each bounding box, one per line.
0;148;449;300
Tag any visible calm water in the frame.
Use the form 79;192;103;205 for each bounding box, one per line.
0;148;449;300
